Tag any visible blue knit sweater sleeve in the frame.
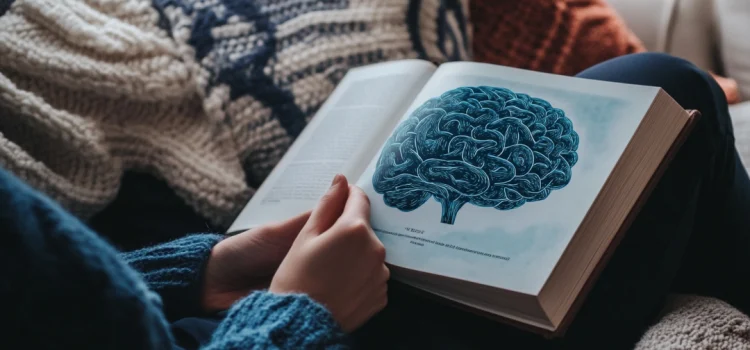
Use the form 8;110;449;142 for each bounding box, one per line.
203;291;348;349
0;168;174;349
121;233;223;320
122;235;349;348
0;167;348;349
122;236;349;348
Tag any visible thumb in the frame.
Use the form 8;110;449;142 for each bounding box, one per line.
302;174;349;234
259;210;311;241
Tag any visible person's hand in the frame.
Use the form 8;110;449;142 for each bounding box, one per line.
202;211;311;312
270;174;389;332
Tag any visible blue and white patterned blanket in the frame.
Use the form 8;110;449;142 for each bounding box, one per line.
155;0;472;186
0;0;470;226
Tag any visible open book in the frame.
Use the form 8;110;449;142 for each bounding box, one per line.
228;60;697;335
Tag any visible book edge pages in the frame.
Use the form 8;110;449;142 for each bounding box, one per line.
547;99;699;337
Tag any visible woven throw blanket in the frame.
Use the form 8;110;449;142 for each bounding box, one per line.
0;0;470;226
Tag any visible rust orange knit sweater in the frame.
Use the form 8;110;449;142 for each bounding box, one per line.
471;0;740;103
471;0;644;76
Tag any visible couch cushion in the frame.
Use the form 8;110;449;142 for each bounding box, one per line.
606;0;675;52
667;0;718;71
730;101;750;170
716;0;750;100
608;0;719;72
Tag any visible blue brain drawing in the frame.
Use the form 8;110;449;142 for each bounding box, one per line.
372;86;579;225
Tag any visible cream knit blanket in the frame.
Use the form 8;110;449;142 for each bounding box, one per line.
0;0;471;225
636;295;750;350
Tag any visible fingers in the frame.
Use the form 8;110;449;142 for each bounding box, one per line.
241;211;311;245
373;288;388;313
329;184;383;262
266;210;311;235
380;264;391;283
364;279;389;325
303;174;349;234
347;273;389;333
336;184;371;226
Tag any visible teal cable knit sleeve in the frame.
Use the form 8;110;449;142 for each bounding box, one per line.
204;292;348;349
0;167;174;349
0;167;348;349
122;234;224;320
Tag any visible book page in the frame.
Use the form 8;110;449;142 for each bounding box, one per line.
228;60;436;233
356;62;659;295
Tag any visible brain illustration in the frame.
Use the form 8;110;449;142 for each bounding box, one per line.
372;86;579;224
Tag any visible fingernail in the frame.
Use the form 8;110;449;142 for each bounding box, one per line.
330;174;342;187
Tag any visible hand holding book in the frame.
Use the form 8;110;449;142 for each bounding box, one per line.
202;211;310;312
270;174;389;332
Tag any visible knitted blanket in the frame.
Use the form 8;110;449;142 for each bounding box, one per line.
635;295;750;350
0;0;471;226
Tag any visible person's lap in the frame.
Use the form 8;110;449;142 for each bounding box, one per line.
168;53;750;349
579;53;750;314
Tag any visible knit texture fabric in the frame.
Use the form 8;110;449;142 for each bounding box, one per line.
123;234;224;320
635;295;750;350
205;292;347;349
471;0;644;76
0;166;347;349
0;165;174;349
0;0;471;227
